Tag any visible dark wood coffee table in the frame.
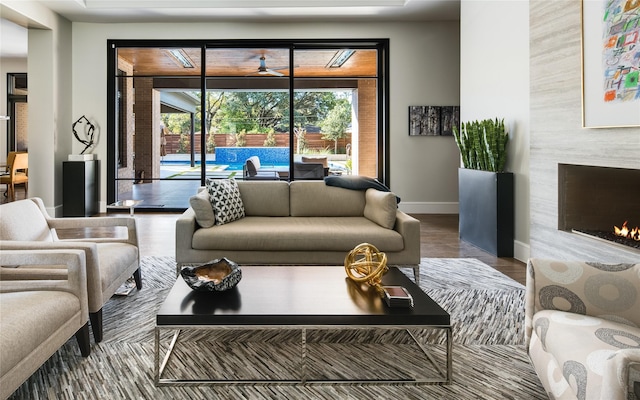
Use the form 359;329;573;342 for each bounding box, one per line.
155;266;451;385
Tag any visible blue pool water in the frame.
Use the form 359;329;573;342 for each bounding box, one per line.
161;147;291;171
216;147;290;165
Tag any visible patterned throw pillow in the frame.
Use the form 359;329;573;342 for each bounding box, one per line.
205;178;245;225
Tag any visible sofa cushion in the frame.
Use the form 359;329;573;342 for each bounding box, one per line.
206;178;245;225
189;189;215;228
531;309;640;399
289;181;365;217
364;188;397;229
237;181;290;216
0;291;80;377
192;216;404;252
97;242;139;293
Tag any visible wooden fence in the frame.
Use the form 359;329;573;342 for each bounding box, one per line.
163;133;350;155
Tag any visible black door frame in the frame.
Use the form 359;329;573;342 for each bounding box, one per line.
106;39;389;204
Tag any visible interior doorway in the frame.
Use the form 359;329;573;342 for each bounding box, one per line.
6;73;28;153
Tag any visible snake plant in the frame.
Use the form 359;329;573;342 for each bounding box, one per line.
452;118;508;172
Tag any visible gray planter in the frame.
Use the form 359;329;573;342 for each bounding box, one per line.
458;168;514;257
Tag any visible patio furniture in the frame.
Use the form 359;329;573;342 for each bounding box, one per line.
243;156;280;180
293;161;324;180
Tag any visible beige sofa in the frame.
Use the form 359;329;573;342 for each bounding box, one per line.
176;180;421;281
525;259;640;400
0;249;90;400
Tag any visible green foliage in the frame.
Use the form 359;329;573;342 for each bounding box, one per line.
235;130;247;147
206;133;216;153
452;118;508;172
167;90;351;137
177;133;190;154
320;100;352;153
294;126;307;153
263;130;278;147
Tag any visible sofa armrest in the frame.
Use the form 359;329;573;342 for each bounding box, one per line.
601;348;640;400
393;210;420;263
1;240;102;311
176;208;198;264
48;216;138;247
0;249;89;321
525;259;640;345
29;196;138;247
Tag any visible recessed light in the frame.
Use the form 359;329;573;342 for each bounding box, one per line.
167;49;194;68
327;50;355;68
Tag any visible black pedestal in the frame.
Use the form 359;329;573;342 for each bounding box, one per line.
63;160;99;217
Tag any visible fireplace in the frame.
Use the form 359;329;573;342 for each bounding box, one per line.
558;164;640;251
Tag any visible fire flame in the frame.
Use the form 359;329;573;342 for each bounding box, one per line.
614;221;640;242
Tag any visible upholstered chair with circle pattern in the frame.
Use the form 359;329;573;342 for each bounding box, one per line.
525;259;640;400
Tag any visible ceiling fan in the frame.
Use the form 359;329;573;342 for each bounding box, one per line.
248;56;287;77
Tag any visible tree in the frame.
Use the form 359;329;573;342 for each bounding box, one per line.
320;100;351;153
263;129;277;147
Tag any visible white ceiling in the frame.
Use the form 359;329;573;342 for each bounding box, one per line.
1;0;459;58
38;0;460;23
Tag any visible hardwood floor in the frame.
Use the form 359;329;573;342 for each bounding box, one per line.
128;211;527;285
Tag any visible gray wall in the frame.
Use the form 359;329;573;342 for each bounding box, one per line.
71;21;461;214
529;0;639;262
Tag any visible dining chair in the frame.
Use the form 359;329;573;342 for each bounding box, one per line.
0;152;28;201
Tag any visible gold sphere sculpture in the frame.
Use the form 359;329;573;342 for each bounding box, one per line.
344;243;388;295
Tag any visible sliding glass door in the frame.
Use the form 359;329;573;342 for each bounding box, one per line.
107;40;387;210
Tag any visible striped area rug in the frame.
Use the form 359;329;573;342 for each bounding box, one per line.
8;257;547;399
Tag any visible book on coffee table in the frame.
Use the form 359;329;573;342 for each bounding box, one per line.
382;286;414;308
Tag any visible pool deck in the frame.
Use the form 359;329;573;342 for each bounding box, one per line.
114;154;347;211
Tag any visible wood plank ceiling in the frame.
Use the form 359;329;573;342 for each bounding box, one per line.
117;47;377;77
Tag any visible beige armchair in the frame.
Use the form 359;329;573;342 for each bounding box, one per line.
0;197;141;343
1;249;90;400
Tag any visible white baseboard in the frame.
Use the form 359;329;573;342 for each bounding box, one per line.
399;202;458;214
514;240;530;263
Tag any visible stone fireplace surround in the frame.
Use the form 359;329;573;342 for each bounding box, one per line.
529;0;639;264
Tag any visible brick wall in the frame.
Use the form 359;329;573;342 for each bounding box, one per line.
357;79;377;177
116;59;134;194
133;78;161;182
15;103;28;151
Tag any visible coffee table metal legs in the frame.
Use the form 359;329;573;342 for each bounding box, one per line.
155;325;452;386
300;328;307;383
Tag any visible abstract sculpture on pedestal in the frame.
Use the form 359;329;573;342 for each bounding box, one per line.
72;115;96;155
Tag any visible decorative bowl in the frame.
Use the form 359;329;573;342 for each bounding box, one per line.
180;257;242;292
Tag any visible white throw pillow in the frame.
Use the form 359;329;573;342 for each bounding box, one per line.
363;188;397;229
206;178;245;225
189;189;215;228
